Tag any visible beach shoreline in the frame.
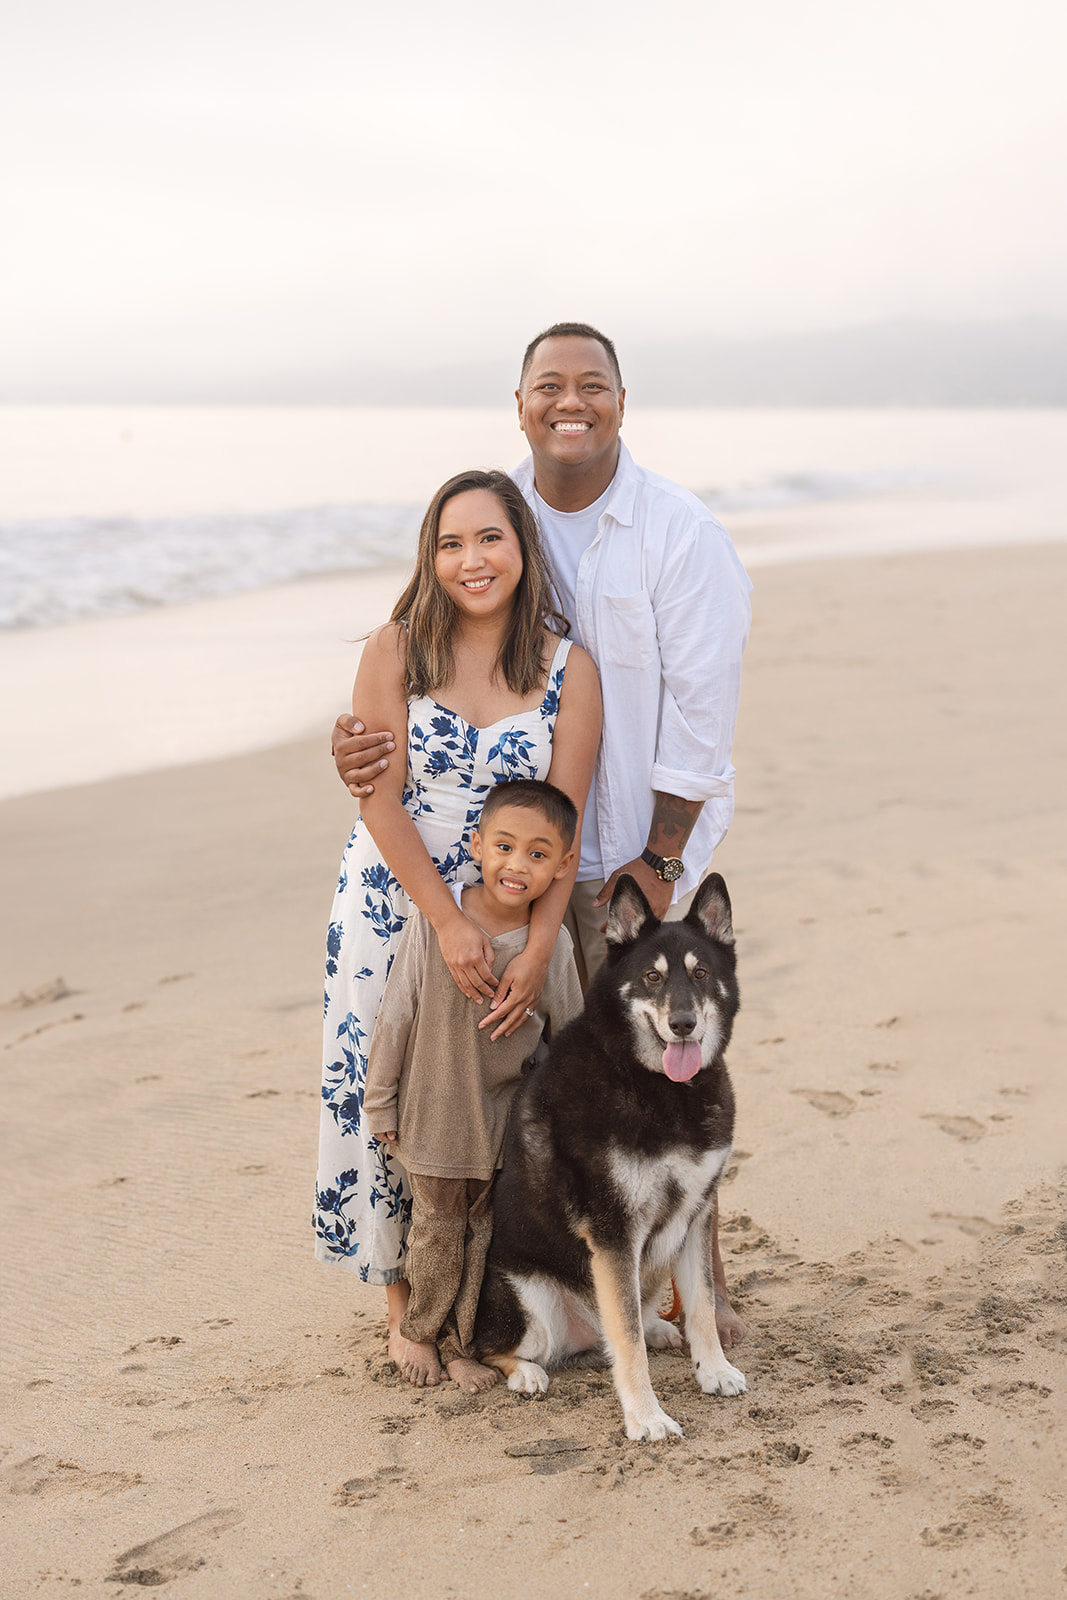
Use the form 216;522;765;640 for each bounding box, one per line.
4;493;1066;804
3;539;1065;1598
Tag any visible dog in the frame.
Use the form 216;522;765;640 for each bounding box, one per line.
474;870;746;1441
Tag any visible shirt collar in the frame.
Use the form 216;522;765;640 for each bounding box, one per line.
513;438;637;529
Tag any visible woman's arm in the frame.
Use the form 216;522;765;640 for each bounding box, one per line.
356;626;497;1003
481;642;603;1038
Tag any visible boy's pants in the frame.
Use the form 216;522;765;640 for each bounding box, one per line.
399;1174;494;1365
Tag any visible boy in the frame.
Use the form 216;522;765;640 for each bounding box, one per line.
363;779;583;1392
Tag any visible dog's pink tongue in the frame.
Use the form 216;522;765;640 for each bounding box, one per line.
662;1041;702;1082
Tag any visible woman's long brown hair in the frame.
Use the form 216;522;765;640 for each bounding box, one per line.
390;469;569;698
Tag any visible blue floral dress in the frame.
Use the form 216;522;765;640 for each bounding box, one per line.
314;636;572;1283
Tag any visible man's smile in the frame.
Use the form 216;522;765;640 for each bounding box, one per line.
551;421;592;433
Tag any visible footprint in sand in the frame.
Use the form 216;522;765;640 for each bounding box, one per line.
841;1431;894;1457
4;1455;142;1497
761;1440;811;1466
910;1396;957;1420
690;1521;741;1546
106;1509;244;1586
733;1490;790;1528
920;1492;1018;1550
931;1210;996;1236
1;977;79;1009
334;1465;416;1504
793;1089;856;1117
865;1286;913;1306
920;1520;970;1547
972;1380;1051;1410
6;1012;85;1049
746;1404;797;1430
931;1431;985;1458
906;1341;970;1388
922;1114;985;1142
379;1415;413;1434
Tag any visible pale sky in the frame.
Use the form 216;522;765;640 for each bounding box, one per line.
2;0;1064;396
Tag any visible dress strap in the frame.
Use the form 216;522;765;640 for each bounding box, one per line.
542;634;572;709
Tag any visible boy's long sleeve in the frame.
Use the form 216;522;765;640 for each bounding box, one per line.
541;928;583;1034
363;917;423;1136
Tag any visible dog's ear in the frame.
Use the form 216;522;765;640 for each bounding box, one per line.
686;873;734;946
605;874;658;947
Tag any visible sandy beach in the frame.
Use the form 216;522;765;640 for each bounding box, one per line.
3;515;1065;1597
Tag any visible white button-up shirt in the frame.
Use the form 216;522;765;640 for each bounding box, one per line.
513;442;752;900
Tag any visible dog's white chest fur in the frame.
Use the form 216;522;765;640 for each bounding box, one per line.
609;1144;732;1274
509;1142;732;1371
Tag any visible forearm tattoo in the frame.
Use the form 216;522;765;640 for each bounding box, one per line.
647;791;703;857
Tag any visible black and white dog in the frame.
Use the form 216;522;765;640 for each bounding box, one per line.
475;872;746;1441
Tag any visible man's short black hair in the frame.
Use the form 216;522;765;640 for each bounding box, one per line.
519;322;623;391
476;779;578;850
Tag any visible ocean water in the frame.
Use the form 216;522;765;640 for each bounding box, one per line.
0;467;939;631
2;405;1064;800
0;502;421;630
2;405;1064;632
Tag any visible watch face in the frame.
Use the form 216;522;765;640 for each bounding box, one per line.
662;857;684;882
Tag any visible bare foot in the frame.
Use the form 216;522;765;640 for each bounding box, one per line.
397;1337;443;1387
385;1279;412;1371
446;1357;500;1393
715;1288;746;1351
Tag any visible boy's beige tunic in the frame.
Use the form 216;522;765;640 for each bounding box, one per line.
363;907;582;1179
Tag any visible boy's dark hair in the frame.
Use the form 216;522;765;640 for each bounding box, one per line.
519;321;623;390
476;779;578;850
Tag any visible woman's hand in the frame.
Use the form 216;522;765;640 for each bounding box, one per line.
437;915;498;1003
479;947;551;1041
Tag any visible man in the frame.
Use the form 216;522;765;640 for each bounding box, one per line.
333;322;752;1345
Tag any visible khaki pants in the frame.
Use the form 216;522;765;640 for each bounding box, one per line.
400;1174;494;1365
562;874;708;991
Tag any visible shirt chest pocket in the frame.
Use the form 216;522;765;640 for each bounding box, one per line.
598;590;658;671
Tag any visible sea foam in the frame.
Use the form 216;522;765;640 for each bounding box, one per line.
0;468;939;632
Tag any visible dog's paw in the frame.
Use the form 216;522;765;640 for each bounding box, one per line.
644;1316;684;1351
624;1404;684;1442
694;1359;747;1397
507;1360;550;1398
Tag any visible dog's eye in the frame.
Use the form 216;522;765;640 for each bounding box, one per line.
693;965;708;980
645;970;663;985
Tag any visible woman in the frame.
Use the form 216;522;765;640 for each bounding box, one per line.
313;468;601;1380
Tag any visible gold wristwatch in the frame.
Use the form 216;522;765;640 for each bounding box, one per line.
641;848;684;883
